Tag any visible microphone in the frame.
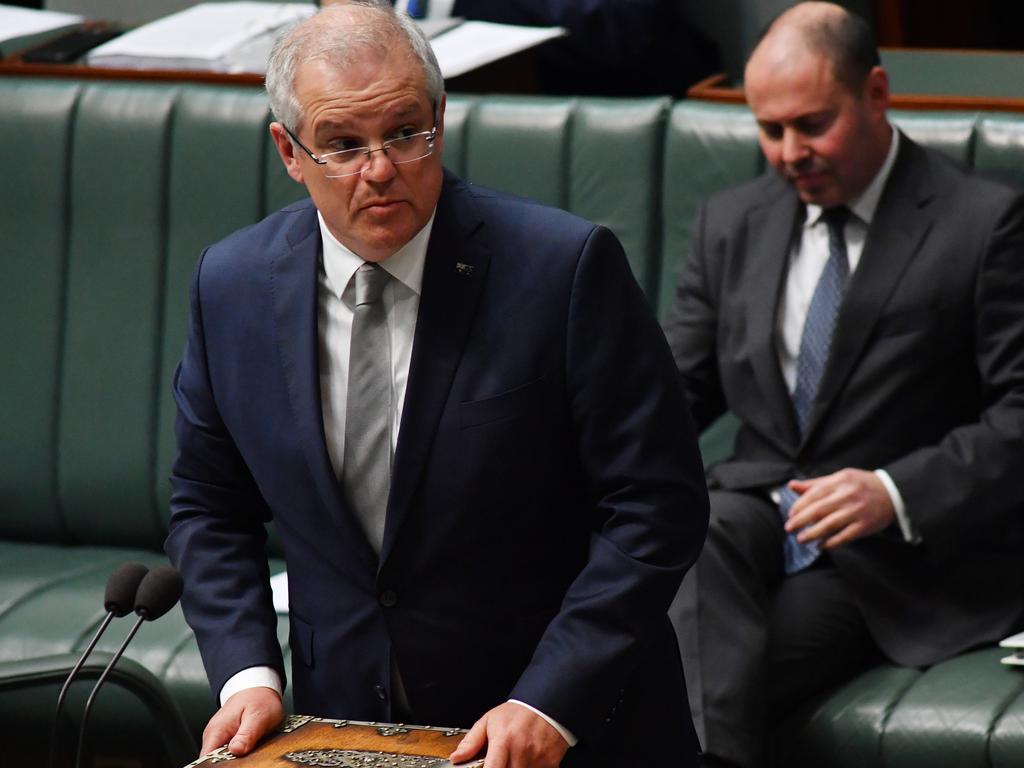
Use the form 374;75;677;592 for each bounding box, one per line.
74;565;184;768
48;562;149;768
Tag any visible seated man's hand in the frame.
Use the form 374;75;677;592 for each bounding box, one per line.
200;686;283;758
449;701;569;768
785;468;895;550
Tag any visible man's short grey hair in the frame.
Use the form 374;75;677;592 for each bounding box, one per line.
266;0;444;131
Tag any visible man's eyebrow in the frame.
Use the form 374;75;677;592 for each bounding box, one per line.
314;120;353;134
312;104;424;135
392;103;420;117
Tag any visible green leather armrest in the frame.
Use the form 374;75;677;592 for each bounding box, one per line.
0;652;197;765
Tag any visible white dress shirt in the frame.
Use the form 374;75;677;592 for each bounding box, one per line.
317;209;429;468
775;128;919;544
220;210;576;746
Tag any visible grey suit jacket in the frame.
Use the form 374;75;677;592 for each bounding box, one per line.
664;134;1024;666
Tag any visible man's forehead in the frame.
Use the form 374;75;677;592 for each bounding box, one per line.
293;55;431;123
296;52;423;92
746;50;840;114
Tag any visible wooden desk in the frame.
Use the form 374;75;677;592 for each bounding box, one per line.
688;48;1024;113
0;30;543;93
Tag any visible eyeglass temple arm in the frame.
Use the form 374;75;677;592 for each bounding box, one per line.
282;124;327;165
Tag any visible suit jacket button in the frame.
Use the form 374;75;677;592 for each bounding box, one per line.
375;683;387;701
380;589;399;608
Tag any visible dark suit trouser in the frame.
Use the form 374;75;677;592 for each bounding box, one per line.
670;490;880;767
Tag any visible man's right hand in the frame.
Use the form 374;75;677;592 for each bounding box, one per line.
200;686;284;757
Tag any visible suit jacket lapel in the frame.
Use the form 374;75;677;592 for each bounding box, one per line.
382;175;490;563
746;184;803;448
271;204;377;570
802;135;935;443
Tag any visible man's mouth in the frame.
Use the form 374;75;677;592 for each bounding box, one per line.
362;199;405;212
788;167;827;186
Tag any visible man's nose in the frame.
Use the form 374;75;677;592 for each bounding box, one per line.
360;146;398;182
780;129;809;166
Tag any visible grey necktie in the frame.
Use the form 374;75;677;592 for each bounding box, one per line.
779;206;850;574
343;263;393;554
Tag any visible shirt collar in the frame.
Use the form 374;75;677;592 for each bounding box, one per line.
318;209;435;299
804;125;900;229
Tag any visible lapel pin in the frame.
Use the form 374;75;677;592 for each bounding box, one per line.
455;262;475;276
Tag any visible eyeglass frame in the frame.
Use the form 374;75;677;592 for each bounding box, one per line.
283;122;438;178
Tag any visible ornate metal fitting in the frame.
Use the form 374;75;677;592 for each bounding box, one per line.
377;725;411;736
284;750;447;767
283;715;316;732
203;746;237;763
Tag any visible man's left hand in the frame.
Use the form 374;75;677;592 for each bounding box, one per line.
785;468;895;549
449;702;569;768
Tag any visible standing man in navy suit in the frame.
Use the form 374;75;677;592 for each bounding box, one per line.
166;3;708;766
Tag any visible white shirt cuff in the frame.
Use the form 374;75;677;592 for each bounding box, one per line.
874;469;921;544
507;699;577;747
219;666;283;706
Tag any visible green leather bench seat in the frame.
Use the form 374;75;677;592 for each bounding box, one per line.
777;648;1024;768
2;77;1024;765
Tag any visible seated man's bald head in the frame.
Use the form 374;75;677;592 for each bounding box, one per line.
748;2;880;95
743;2;891;208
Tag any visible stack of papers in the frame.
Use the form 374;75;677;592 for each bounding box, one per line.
1000;631;1024;666
0;5;83;57
81;1;563;78
86;2;315;73
431;21;566;79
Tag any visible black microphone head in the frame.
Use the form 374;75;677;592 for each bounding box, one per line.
134;565;184;621
104;562;150;617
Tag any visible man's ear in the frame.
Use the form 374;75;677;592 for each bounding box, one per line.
269;122;305;185
863;65;890;118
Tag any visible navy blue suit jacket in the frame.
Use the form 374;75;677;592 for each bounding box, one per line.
167;171;708;764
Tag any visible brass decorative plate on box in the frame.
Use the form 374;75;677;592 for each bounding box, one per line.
184;717;484;768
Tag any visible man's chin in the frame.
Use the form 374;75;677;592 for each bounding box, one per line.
795;184;843;208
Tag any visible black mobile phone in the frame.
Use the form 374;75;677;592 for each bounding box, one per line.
22;28;123;64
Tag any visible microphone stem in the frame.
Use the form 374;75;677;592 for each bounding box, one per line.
49;610;115;768
74;615;145;768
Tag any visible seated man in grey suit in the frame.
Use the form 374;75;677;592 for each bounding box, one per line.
664;3;1024;766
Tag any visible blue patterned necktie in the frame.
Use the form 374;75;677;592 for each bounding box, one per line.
780;206;850;574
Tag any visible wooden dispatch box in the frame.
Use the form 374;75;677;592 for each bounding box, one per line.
184;716;485;767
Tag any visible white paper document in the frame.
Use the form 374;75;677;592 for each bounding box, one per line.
85;2;314;72
430;20;566;79
0;5;82;44
999;631;1024;666
1001;631;1024;648
81;3;562;78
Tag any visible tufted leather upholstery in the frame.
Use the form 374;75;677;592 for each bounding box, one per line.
2;77;1023;765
